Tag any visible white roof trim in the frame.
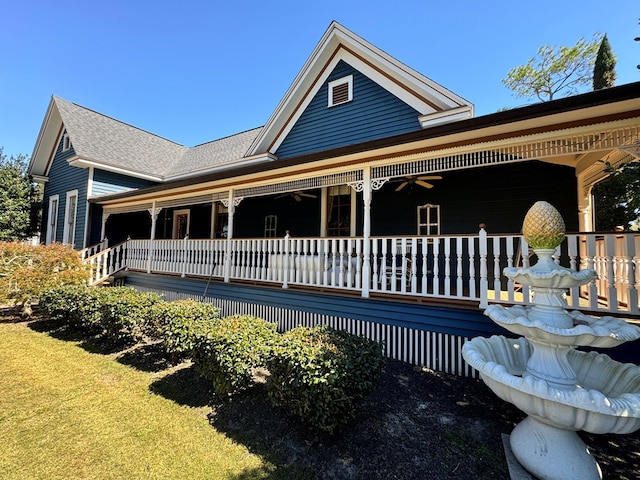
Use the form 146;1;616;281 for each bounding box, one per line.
246;21;473;156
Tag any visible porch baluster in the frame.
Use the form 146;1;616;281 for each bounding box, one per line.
468;236;476;299
479;228;488;308
456;237;463;298
432;238;440;296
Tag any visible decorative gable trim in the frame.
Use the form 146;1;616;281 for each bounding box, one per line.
246;22;473;157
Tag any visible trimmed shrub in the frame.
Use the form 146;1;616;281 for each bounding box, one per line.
98;287;162;343
40;285;103;331
0;242;90;308
191;315;278;396
147;299;220;359
266;325;385;434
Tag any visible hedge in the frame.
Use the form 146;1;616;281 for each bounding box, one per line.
266;325;385;434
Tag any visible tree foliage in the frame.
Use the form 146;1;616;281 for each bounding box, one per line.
593;34;616;90
0;148;40;241
592;161;640;231
502;36;601;102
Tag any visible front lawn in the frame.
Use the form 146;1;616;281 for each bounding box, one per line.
0;317;298;480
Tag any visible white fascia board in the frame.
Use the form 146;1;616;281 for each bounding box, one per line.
68;158;164;182
164;153;278;182
31;175;49;183
419;106;474;129
29;98;62;177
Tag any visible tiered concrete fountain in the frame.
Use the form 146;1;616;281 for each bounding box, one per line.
462;201;640;480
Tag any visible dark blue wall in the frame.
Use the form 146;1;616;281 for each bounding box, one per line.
42;132;89;248
92;169;158;196
276;60;422;159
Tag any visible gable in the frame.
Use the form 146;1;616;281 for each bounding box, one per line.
247;22;473;157
275;61;422;159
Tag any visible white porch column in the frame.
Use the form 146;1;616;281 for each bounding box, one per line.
351;169;387;298
146;202;162;273
100;211;111;242
577;181;594;232
361;168;372;298
222;191;243;283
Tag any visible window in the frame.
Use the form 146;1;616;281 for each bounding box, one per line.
172;209;190;239
417;204;440;235
214;204;228;238
46;195;59;245
63;190;78;245
327;185;353;236
264;215;277;237
62;132;72;151
328;75;353;107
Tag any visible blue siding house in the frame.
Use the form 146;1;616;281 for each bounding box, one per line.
28;22;640;373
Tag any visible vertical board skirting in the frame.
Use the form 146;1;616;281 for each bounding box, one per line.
140;287;477;378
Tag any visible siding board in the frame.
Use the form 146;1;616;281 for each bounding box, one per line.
276;61;422;159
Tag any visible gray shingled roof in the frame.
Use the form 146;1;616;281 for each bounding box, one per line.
54;96;262;180
166;127;263;178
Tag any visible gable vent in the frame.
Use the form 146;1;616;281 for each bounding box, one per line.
328;75;353;107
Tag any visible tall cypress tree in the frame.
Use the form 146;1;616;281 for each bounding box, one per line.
593;34;616;90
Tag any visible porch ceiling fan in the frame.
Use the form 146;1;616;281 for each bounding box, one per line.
275;191;318;202
393;175;442;191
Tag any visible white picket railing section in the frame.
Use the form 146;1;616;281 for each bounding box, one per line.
85;231;640;317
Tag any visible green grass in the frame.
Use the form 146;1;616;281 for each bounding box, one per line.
0;320;288;480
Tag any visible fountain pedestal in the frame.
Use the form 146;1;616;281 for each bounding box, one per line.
462;202;640;480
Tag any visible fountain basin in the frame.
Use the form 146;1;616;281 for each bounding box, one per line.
462;335;640;434
504;262;597;290
485;304;640;348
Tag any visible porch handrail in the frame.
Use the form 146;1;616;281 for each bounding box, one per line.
106;231;640;317
79;238;109;260
84;240;128;285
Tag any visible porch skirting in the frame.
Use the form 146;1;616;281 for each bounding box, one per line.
123;272;506;378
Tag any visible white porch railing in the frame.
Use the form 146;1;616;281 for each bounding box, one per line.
84;241;127;285
86;231;640;317
79;238;109;260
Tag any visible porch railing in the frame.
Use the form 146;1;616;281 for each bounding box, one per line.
86;231;640;317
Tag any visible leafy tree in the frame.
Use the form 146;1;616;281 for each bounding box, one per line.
592;161;640;231
593;34;616;89
502;36;601;102
0;148;40;241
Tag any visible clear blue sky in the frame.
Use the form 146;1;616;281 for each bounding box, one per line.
1;0;638;158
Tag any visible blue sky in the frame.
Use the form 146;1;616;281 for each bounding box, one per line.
1;0;638;158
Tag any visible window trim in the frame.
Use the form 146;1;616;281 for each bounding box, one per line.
172;209;191;239
46;195;59;245
417;203;441;236
327;75;353;107
63;190;78;245
62;132;72;152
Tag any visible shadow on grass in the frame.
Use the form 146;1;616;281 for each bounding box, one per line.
207;385;317;480
116;342;173;373
149;365;212;408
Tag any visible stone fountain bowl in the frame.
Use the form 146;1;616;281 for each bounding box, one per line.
503;265;597;289
485;304;640;348
462;335;640;434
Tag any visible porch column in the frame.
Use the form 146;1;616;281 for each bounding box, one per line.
222;191;243;283
361;168;372;298
577;181;594;232
100;212;111;242
146;202;162;274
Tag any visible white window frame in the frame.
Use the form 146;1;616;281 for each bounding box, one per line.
63;190;78;245
417;203;441;236
62;132;72;151
172;209;191;239
328;75;353;107
322;185;356;236
46;195;59;245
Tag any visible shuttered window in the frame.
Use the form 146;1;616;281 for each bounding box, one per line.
328;75;353;107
